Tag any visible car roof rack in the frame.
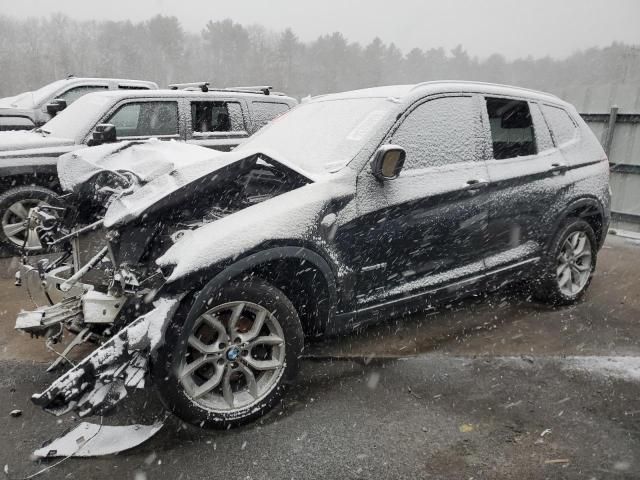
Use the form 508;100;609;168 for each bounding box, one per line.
227;85;273;95
168;82;286;96
168;82;210;92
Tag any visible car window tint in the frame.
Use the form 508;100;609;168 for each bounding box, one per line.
106;101;178;137
542;104;578;146
191;101;246;133
57;85;108;104
485;97;536;159
391;96;479;169
252;102;290;130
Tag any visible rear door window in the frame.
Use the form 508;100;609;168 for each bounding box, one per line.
191;101;246;134
542;105;578;146
390;95;480;169
106;101;179;138
252;101;291;130
485;97;537;159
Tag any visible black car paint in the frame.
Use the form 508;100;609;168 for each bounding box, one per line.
154;90;609;336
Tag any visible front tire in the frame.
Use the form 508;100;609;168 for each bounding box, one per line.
0;185;62;253
152;278;304;429
532;218;597;305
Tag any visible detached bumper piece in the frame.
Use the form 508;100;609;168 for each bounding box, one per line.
15;296;82;336
31;297;182;418
33;421;165;458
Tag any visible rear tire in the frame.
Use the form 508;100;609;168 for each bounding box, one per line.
0;185;62;253
532;219;597;305
152;278;304;429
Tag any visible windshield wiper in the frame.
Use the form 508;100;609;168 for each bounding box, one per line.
34;127;51;136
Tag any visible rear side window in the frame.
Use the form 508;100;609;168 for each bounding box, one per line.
252;102;290;130
390;96;479;169
542;105;578;146
191;101;245;133
106;101;179;137
485;97;536;159
57;85;108;104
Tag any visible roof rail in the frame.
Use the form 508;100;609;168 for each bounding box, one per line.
168;82;210;92
410;80;560;99
227;86;273;95
168;83;288;97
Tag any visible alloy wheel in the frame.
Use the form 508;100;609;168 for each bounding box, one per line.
179;301;286;412
556;231;592;296
1;199;48;250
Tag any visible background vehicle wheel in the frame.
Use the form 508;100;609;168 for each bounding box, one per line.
532;218;597;305
153;278;304;429
0;185;62;253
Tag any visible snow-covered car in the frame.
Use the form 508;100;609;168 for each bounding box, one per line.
0;85;296;252
15;81;610;429
0;76;158;131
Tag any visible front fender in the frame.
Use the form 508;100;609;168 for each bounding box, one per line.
164;244;338;305
156;180;354;283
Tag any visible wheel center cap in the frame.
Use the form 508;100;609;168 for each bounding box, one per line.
226;347;240;361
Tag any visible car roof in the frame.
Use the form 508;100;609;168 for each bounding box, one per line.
90;88;297;103
313;81;566;106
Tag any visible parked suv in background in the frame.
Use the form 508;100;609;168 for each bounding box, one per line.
0;76;158;131
0;85;297;251
17;81;609;429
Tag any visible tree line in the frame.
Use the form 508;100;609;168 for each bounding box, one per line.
0;14;639;99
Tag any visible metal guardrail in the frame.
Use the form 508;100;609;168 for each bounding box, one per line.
581;108;640;228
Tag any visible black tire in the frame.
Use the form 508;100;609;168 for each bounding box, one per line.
152;278;304;429
532;218;598;305
0;185;62;253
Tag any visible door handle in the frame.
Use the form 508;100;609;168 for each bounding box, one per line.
463;179;489;190
549;162;568;173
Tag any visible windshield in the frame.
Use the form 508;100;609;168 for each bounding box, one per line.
39;93;111;139
5;80;70;109
236;97;397;173
31;79;69;106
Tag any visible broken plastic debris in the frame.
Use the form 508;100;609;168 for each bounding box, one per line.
459;423;475;433
33;421;164;458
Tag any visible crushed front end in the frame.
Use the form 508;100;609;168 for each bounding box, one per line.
15;205;181;415
14;140;311;418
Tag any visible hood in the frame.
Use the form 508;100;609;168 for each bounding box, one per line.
0;92;34;109
67;141;317;229
57;139;220;192
0;130;74;152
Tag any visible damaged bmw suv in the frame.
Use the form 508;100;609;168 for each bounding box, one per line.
16;81;610;428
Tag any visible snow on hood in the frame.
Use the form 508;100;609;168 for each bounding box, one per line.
102;145;318;229
156;179;353;282
58;139;220;192
0;92;33;109
0;130;74;152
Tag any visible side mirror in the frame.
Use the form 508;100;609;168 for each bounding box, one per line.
370;145;406;181
45;98;67;116
88;124;117;146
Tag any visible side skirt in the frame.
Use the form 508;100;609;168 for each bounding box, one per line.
329;257;540;335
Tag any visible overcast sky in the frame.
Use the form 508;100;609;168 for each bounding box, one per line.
1;0;639;59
